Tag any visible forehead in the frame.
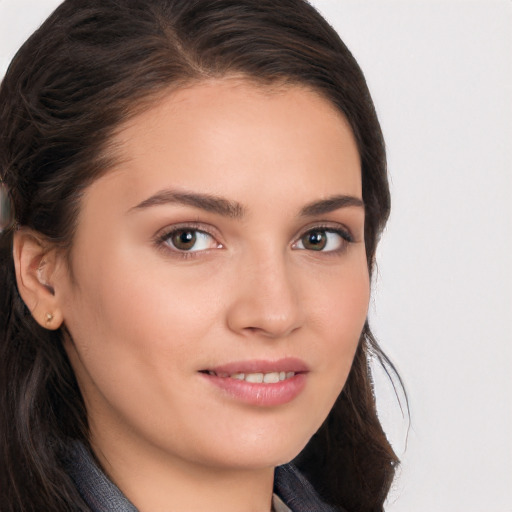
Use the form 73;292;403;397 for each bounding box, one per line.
84;78;362;217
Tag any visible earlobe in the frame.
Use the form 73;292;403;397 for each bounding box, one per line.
13;229;64;330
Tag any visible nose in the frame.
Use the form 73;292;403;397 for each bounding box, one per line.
226;250;305;339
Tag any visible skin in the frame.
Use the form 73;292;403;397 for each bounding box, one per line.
15;79;369;512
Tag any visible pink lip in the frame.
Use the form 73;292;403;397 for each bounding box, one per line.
199;358;308;407
207;357;309;375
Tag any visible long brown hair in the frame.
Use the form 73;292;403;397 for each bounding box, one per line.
0;1;400;510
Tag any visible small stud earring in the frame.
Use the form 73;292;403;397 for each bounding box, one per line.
45;312;54;323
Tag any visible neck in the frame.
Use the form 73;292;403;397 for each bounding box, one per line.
89;426;275;512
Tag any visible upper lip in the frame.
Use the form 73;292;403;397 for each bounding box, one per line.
202;357;309;375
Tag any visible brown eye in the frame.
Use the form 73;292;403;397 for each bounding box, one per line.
171;230;197;251
161;228;219;253
301;230;328;251
294;228;351;253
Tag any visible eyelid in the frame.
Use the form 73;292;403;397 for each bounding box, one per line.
153;220;357;259
154;222;223;257
294;221;354;241
291;222;355;252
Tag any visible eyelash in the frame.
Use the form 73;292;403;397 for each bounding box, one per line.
154;223;221;260
154;223;354;260
292;225;354;255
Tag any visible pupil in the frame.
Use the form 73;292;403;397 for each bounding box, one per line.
173;230;196;250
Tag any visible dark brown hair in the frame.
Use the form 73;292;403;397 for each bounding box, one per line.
0;1;400;510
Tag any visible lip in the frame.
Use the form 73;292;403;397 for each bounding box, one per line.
206;357;309;375
199;358;309;407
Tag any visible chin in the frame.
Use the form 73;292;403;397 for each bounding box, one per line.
186;421;317;471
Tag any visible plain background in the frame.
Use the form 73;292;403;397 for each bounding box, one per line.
1;1;511;511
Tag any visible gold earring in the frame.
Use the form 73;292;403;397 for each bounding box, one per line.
45;312;54;323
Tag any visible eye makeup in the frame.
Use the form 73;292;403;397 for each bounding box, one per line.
293;224;354;254
153;222;223;260
152;219;356;261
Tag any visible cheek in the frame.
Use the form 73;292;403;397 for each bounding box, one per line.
118;255;225;337
68;237;220;339
312;257;369;341
61;251;226;437
308;260;370;391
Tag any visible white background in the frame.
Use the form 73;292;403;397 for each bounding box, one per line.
1;1;511;511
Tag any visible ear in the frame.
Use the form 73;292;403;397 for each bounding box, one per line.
12;228;64;330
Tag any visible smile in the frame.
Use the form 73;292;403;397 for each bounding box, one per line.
206;371;297;383
199;359;308;406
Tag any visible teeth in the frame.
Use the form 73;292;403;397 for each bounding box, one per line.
245;372;264;383
208;370;296;383
263;372;280;383
242;371;296;383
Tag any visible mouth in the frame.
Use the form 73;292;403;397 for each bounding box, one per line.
198;358;308;406
200;370;298;383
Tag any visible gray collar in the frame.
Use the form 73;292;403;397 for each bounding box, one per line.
64;441;340;512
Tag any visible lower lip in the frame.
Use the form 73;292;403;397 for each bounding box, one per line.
200;372;307;406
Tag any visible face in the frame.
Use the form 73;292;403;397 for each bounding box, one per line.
56;79;369;472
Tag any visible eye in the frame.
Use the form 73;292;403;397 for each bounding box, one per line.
293;228;352;252
160;228;221;253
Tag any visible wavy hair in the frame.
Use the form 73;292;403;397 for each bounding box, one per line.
0;1;400;510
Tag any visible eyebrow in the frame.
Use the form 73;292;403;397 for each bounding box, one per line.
130;189;363;218
299;195;364;217
130;190;245;218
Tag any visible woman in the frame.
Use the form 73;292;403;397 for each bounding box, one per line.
0;0;400;511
